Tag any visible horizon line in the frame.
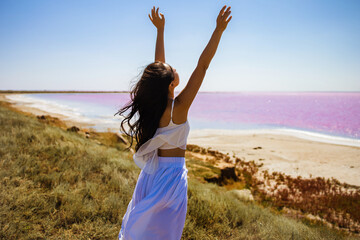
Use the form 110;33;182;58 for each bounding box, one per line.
1;90;360;94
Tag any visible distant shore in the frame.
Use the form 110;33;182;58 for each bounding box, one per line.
0;90;129;93
0;93;97;131
1;93;359;187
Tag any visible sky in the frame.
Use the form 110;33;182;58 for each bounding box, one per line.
0;0;359;92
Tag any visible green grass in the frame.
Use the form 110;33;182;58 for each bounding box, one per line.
0;103;358;239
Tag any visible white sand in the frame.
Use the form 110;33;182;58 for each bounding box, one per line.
188;129;360;186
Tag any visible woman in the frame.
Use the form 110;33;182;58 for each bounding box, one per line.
116;5;231;240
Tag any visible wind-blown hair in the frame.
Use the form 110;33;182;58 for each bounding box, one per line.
114;61;175;151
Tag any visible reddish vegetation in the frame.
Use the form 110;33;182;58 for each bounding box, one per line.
186;144;360;234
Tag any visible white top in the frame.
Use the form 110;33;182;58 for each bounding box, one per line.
133;99;190;174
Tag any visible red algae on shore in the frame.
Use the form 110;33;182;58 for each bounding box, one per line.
186;144;360;234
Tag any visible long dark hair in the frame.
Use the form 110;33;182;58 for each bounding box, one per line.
114;61;175;151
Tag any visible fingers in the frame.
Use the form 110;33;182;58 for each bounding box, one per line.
220;5;226;15
150;6;163;19
148;14;153;22
223;7;231;19
160;13;164;20
151;6;155;18
226;15;232;23
219;5;231;22
218;5;231;19
223;6;231;16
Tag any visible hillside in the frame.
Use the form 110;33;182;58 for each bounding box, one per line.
0;101;358;239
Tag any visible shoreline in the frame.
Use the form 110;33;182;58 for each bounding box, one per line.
188;129;360;186
1;93;359;186
4;93;360;146
189;128;360;148
1;93;98;131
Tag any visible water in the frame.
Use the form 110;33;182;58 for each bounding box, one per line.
6;92;360;144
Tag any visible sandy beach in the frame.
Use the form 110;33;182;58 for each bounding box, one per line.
188;129;360;186
2;93;360;187
0;93;97;131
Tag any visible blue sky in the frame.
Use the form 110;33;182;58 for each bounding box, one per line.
0;0;359;92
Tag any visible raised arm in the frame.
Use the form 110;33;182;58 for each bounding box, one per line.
177;6;232;109
149;6;165;63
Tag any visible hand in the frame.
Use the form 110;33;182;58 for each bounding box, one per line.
216;5;232;32
149;6;165;30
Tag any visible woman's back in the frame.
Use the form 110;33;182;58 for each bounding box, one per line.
158;98;188;128
158;97;189;157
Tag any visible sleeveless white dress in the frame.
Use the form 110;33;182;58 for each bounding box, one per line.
118;99;190;240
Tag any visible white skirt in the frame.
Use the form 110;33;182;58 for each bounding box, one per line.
118;156;188;240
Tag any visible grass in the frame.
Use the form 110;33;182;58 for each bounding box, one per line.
0;101;359;239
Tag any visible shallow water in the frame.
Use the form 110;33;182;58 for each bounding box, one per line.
6;92;360;143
